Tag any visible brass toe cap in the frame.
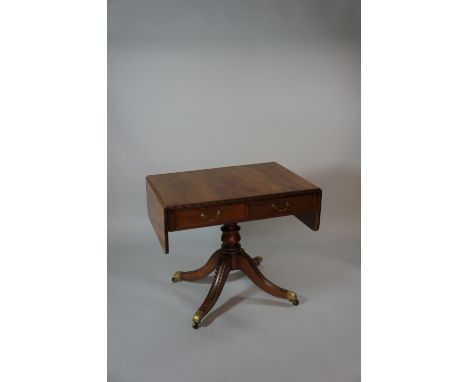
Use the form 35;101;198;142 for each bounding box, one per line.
192;310;204;324
287;290;299;304
172;271;182;282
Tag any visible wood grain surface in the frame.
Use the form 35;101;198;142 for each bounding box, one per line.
146;162;319;208
146;162;321;253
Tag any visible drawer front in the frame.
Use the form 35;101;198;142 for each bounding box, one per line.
248;193;317;220
170;203;247;231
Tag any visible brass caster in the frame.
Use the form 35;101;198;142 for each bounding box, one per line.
253;256;264;264
192;310;203;329
172;271;182;283
287;290;299;305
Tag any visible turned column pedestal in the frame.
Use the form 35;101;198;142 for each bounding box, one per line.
171;223;299;329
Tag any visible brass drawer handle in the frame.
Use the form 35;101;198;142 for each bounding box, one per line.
200;210;222;222
271;201;290;212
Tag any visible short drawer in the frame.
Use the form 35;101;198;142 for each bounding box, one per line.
248;193;317;220
169;203;247;231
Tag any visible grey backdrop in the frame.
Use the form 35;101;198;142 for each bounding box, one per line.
108;1;360;381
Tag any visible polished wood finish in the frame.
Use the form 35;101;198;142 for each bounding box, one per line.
169;202;247;231
146;162;321;253
248;193;317;220
236;250;289;299
145;162;321;327
146;181;168;253
147;162;320;208
186;224;297;328
172;248;263;283
172;250;222;282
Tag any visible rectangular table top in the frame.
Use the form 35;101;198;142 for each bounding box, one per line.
146;162;320;208
146;162;321;253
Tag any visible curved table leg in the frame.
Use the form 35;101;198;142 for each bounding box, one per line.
172;250;222;282
237;251;299;305
192;256;231;328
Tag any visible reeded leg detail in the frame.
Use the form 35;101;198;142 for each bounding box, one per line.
192;255;231;328
237;251;298;304
171;223;299;328
172;250;222;282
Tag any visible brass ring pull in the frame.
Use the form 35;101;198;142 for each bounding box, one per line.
200;210;222;222
271;201;290;212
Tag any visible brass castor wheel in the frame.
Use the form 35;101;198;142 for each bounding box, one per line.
192;322;199;329
172;271;182;283
292;299;299;306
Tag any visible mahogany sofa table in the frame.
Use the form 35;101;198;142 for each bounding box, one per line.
146;162;322;329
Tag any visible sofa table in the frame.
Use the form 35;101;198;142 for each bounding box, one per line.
146;162;322;328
